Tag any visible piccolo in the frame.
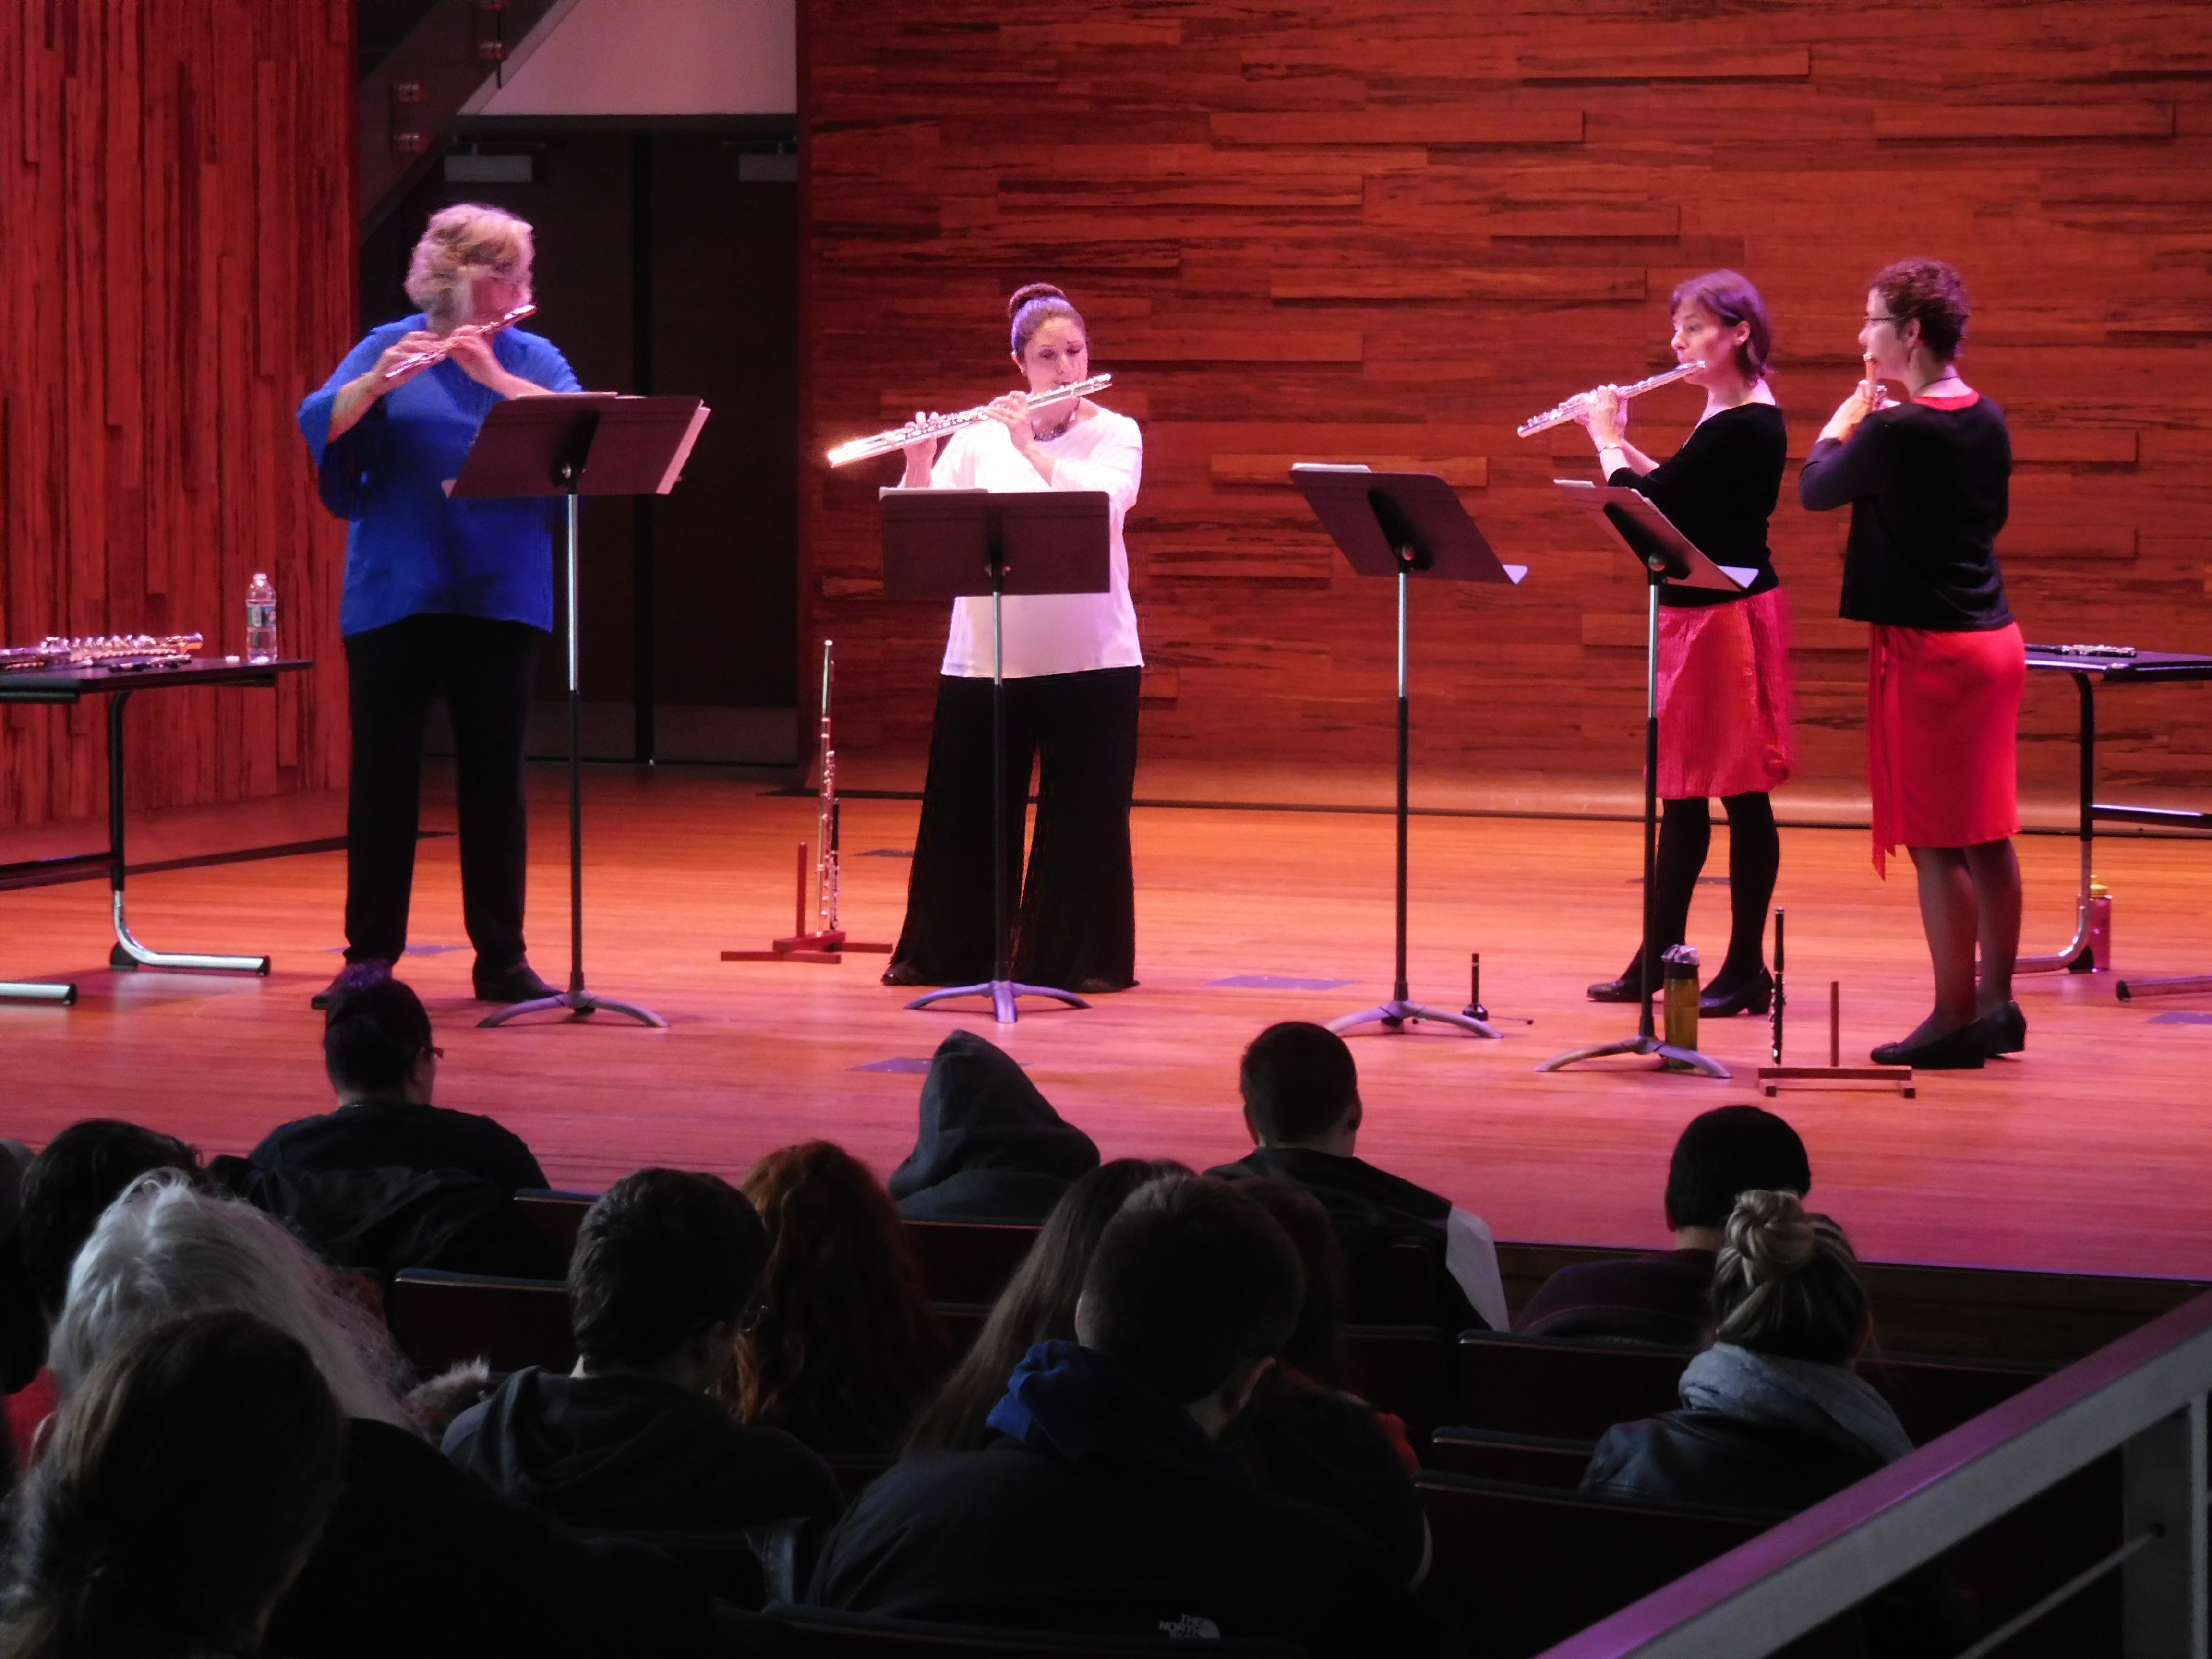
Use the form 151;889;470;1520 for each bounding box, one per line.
1516;361;1703;439
826;373;1114;467
382;303;538;380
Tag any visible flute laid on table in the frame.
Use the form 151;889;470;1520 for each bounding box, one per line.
0;633;204;673
1515;361;1702;439
826;373;1114;467
381;303;538;380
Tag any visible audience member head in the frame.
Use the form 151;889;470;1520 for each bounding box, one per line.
903;1157;1190;1453
19;1120;201;1327
725;1141;950;1453
1710;1190;1870;1366
1232;1178;1351;1389
1664;1105;1811;1241
323;974;437;1106
1239;1022;1361;1153
51;1171;409;1426
570;1169;769;1392
887;1030;1100;1220
0;1310;345;1659
1075;1177;1304;1435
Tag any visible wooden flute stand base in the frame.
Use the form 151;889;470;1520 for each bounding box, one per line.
722;842;895;964
1757;979;1914;1099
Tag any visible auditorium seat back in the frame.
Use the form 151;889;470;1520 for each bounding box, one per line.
1455;1331;1690;1440
1342;1325;1454;1440
511;1188;596;1262
902;1221;1040;1305
1858;1352;2051;1446
1425;1427;1594;1488
385;1268;574;1374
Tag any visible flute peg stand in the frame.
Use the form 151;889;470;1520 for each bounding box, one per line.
1758;978;1914;1098
722;841;895;963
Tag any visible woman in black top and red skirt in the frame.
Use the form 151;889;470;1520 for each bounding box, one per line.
1580;271;1794;1017
1800;259;2023;1070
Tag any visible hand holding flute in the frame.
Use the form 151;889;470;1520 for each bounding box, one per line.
1817;354;1894;446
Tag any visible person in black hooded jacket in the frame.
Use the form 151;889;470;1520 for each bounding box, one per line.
809;1177;1455;1658
444;1169;842;1535
887;1030;1100;1222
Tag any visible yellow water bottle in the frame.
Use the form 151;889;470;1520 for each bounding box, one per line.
1663;943;1701;1061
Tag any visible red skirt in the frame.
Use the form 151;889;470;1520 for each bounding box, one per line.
1657;586;1795;800
1866;621;2025;874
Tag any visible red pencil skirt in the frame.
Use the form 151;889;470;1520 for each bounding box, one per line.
1866;621;2025;875
1657;586;1796;801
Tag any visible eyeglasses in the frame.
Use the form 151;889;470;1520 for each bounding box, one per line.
426;1046;445;1060
1864;313;1906;328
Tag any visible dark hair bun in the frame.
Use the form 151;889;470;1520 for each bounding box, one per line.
1007;282;1069;320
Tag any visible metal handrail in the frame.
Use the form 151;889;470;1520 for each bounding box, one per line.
1539;1289;2212;1659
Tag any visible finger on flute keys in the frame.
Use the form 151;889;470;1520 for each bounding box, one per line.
901;413;942;466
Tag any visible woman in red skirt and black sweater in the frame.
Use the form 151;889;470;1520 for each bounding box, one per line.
1800;259;2024;1070
1581;271;1794;1018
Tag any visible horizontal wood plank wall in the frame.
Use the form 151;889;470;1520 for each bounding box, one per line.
0;0;354;829
801;0;2212;789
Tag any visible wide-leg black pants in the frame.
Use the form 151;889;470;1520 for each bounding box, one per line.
890;666;1141;991
342;613;542;973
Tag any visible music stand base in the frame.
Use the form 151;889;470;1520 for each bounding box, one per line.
2117;974;2212;1000
1537;1033;1732;1079
108;896;270;975
1330;999;1502;1039
0;980;77;1005
907;979;1091;1027
479;989;669;1029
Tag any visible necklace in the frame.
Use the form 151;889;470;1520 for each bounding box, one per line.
1031;406;1077;444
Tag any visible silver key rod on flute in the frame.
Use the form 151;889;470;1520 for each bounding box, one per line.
826;373;1114;468
1515;361;1702;439
381;303;538;380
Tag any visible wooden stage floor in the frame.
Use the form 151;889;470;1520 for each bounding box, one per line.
4;763;2211;1282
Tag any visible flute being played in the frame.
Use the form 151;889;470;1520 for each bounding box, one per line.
1517;361;1703;439
381;302;538;380
826;373;1114;467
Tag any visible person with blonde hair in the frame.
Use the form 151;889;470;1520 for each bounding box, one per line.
53;1175;725;1659
1580;1189;1911;1516
297;203;582;1010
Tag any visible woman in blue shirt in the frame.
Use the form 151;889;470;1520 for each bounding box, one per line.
299;204;579;1008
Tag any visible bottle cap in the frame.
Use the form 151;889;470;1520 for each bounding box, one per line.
1662;942;1700;968
2089;878;2109;899
252;572;267;582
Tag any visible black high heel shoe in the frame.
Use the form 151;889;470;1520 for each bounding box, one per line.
1699;967;1773;1018
1586;953;1649;1003
1870;1023;1986;1070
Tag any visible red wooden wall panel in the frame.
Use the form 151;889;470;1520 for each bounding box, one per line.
0;0;354;829
800;0;2212;791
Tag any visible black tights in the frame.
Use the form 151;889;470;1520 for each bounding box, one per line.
1645;792;1779;985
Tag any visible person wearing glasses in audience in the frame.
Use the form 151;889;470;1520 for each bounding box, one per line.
1577;271;1794;1019
882;283;1145;997
1800;259;2022;1070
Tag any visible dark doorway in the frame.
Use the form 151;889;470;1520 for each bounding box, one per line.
360;122;799;764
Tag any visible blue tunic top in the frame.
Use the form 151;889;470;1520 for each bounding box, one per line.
299;317;582;637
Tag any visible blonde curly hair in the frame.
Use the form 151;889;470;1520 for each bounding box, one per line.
1710;1188;1870;1365
404;202;534;327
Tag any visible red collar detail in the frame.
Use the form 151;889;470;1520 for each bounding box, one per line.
1913;390;1981;410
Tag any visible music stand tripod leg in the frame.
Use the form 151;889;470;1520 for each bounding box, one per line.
481;481;664;1029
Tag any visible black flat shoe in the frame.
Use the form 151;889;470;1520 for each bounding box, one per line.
473;961;558;1003
1700;968;1773;1018
1587;954;1650;1003
312;959;391;1011
1871;1024;1985;1070
1973;1000;2026;1056
879;961;936;988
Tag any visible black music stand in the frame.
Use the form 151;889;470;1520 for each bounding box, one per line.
452;392;709;1031
1291;466;1527;1040
1536;480;1754;1080
882;486;1112;1026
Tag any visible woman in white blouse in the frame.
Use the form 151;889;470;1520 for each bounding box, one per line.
882;283;1145;994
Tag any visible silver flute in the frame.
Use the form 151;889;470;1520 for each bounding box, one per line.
826;373;1114;467
1516;361;1703;439
382;303;538;380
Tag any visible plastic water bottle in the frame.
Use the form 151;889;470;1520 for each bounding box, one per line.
246;572;278;662
1662;943;1701;1064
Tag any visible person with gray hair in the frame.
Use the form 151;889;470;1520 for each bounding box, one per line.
1580;1189;1911;1516
297;201;582;1010
53;1174;725;1659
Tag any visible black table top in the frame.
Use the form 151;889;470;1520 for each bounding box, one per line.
0;656;313;702
2024;646;2212;682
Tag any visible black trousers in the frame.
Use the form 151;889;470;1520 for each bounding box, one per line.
891;667;1142;991
343;613;543;971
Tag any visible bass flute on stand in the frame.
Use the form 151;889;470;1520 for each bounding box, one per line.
719;639;894;964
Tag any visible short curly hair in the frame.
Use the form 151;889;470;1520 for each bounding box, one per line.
404;203;534;325
1870;258;1970;361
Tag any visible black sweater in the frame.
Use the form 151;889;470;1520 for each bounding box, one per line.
1609;402;1787;610
1798;395;2014;631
